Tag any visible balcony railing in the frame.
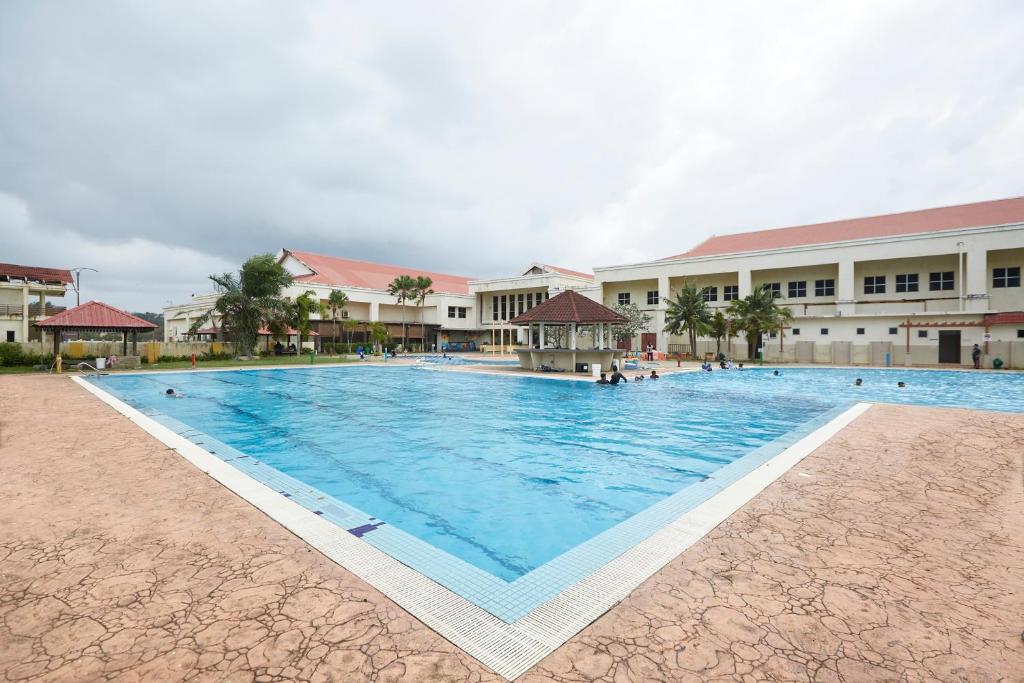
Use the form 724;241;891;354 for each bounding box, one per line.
0;303;68;318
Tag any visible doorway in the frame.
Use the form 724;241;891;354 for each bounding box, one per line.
938;330;961;364
641;332;657;354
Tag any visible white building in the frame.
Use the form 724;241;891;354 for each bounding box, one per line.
0;263;72;343
595;197;1024;367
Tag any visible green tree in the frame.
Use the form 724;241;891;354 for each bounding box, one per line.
387;274;416;350
327;290;350;350
369;321;389;352
708;310;735;355
727;286;795;360
189;254;293;357
611;303;652;348
342;318;360;349
413;275;434;352
288;290;326;352
663;283;712;357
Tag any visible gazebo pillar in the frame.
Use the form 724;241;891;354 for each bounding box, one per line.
570;323;577;350
539;323;545;348
122;330;128;355
52;328;61;357
132;330;138;355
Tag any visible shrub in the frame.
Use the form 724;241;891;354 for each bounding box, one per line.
0;342;51;367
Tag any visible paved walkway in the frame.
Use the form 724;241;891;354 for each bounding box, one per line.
1;374;1022;681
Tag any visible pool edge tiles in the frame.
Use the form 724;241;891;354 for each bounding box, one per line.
72;374;870;681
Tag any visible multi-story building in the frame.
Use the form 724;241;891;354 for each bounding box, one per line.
0;263;72;343
595;197;1024;366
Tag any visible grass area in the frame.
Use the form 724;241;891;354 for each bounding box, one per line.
0;354;361;375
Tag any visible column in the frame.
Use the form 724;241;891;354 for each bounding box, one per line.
539;323;545;348
836;259;855;316
656;310;669;353
370;301;380;321
737;270;752;299
965;247;988;313
657;275;670;306
597;322;604;348
570;323;577;350
21;285;29;341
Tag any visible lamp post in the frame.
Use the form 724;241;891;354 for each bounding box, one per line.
68;267;98;307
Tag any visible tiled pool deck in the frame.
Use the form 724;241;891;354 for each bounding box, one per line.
1;373;1023;681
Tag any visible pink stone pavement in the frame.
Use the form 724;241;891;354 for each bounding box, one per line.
1;374;1022;682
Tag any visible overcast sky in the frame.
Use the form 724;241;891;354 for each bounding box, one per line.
2;2;1023;312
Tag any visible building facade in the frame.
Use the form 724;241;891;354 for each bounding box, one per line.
0;263;72;343
594;197;1024;367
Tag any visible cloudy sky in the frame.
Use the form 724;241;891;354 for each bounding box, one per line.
2;1;1023;312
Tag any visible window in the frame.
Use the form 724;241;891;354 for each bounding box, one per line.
993;266;1021;288
492;296;498;321
448;306;456;318
5;330;13;342
618;292;631;305
929;271;954;291
768;331;777;339
889;327;898;335
856;328;865;335
895;273;919;293
647;290;658;305
820;328;829;335
500;295;507;320
527;292;533;309
787;281;806;298
762;282;781;298
792;328;800;335
702;286;718;302
814;279;835;297
517;294;525;315
864;276;886;294
1018;329;1024;338
918;330;928;338
458;307;467;319
724;285;739;301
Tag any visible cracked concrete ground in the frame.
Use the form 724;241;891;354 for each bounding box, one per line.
1;374;1022;682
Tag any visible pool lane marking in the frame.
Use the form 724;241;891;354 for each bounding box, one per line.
72;374;870;681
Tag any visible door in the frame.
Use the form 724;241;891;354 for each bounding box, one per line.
641;333;657;353
616;337;631;351
938;330;961;364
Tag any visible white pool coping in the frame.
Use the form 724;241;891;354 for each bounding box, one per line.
72;374;869;680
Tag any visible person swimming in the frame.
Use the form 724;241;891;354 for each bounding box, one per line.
165;388;184;398
773;370;781;376
897;381;906;388
854;378;863;386
649;370;659;379
633;374;643;382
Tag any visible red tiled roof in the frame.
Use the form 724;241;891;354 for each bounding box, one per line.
662;197;1024;260
284;250;474;295
510;289;627;324
0;262;73;285
542;264;594;280
197;326;320;336
35;301;157;329
984;311;1024;326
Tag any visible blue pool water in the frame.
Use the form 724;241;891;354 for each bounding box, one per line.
88;366;1024;588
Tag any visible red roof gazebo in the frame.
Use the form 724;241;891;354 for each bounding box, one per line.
35;301;157;356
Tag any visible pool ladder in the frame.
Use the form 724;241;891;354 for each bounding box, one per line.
76;362;104;377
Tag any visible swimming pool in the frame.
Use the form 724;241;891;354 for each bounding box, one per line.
84;365;1023;621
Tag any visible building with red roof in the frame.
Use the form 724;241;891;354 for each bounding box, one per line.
596;196;1024;366
0;262;73;344
36;300;157;356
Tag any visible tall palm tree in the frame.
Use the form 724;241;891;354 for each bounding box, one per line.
288;290;326;351
413;275;434;352
387;274;416;350
327;290;350;351
189;253;293;357
708;309;731;356
342;318;359;348
727;286;794;360
663;283;712;357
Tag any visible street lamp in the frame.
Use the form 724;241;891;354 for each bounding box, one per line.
68;267;98;307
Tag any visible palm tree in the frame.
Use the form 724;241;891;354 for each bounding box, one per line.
663;283;713;358
387;274;416;350
189;254;292;357
369;321;389;353
727;286;795;360
342;318;359;350
708;310;731;356
288;290;326;352
413;275;434;352
327;290;350;352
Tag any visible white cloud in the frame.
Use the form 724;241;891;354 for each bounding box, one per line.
1;1;1022;310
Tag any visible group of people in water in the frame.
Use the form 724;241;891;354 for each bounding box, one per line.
700;360;745;372
596;367;659;385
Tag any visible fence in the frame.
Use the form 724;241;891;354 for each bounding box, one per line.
16;340;235;361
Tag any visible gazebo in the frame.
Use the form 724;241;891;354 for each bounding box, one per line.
509;289;628;373
35;300;157;357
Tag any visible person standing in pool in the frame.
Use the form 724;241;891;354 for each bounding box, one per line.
972;344;982;369
596;372;610;385
854;378;863;386
650;370;659;379
610;368;628;385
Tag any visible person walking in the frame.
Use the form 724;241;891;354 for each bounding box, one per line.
972;343;982;369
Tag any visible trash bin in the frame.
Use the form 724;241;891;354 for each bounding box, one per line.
575;362;589;373
95;357;106;370
592;363;602;378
